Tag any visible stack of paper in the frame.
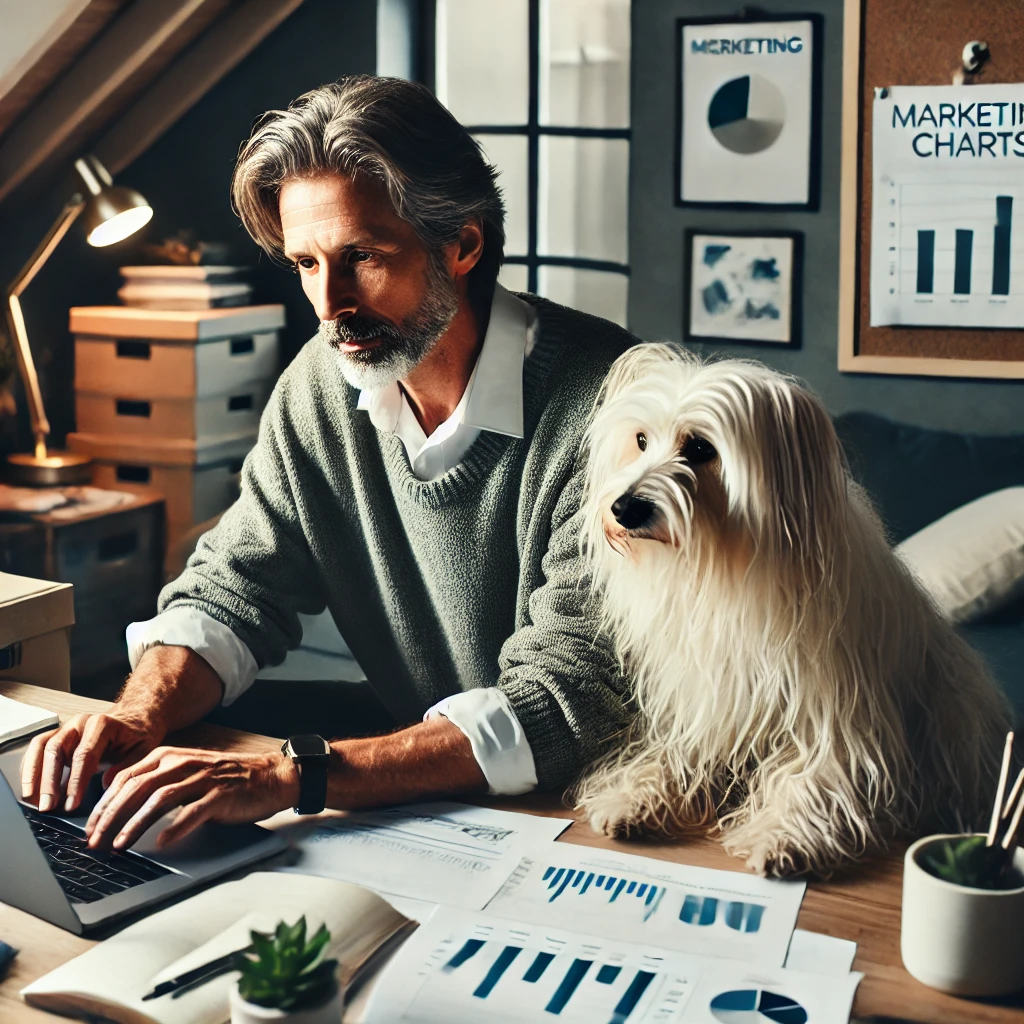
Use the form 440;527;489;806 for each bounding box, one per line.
364;907;859;1024
279;802;573;920
117;266;252;310
277;804;862;1023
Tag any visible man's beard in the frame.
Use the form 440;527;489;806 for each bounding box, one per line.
318;254;459;391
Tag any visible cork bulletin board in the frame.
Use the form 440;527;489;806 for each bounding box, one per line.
837;0;1024;378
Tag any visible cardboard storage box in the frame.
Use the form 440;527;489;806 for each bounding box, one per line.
67;431;253;537
75;379;273;442
75;331;279;399
0;494;164;686
0;573;74;692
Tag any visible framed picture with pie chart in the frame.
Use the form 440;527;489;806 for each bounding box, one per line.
685;229;803;347
676;14;822;209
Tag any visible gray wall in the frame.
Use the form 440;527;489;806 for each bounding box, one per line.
629;0;1024;434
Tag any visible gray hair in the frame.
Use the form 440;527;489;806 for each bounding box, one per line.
231;76;506;309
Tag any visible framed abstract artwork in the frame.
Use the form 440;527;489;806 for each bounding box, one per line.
684;229;803;347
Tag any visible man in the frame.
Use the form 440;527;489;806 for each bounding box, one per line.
21;76;636;851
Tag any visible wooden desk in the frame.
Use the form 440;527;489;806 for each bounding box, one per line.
1;682;1021;1024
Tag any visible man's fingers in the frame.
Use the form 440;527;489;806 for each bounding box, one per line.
157;793;220;848
86;763;168;848
101;742;157;790
64;717;115;812
86;754;192;848
38;724;84;812
88;748;168;832
112;780;208;850
20;727;60;803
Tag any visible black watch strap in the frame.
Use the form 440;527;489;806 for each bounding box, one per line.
295;755;328;815
282;735;330;815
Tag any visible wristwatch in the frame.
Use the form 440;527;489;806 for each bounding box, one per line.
280;734;331;815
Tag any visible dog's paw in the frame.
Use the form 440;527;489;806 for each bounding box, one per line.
743;844;776;877
723;832;807;877
721;834;767;875
582;791;644;839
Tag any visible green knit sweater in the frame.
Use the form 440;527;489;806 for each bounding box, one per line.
161;296;638;789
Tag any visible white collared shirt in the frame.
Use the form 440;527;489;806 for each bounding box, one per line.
356;283;536;477
127;285;538;796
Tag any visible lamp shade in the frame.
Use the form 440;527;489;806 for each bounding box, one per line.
83;185;153;247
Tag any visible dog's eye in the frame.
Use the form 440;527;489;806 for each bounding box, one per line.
636;432;648;452
682;436;717;464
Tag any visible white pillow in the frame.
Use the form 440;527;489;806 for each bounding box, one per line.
896;487;1024;624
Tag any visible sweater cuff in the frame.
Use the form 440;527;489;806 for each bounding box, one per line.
498;676;583;791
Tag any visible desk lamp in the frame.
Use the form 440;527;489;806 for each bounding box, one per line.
5;154;153;486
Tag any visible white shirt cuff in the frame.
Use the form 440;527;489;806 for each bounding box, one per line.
424;688;538;796
126;607;259;706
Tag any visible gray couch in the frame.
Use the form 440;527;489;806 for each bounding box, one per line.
835;412;1024;725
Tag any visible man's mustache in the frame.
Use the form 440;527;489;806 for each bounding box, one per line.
320;315;402;345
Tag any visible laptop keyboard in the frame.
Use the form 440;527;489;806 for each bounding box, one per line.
22;805;170;904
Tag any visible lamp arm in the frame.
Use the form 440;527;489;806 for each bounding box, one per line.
5;196;85;458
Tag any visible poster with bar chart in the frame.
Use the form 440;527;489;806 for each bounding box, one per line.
870;83;1024;328
363;908;861;1024
482;849;804;967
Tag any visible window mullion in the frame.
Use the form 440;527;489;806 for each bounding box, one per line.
527;0;540;294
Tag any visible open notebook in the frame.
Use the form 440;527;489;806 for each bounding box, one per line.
0;693;58;747
22;871;413;1024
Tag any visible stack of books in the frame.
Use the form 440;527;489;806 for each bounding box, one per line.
118;265;253;310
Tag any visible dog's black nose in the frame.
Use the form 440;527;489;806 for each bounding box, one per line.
611;493;654;530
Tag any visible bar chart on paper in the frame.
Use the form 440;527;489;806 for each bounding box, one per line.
365;908;861;1024
484;852;804;967
380;913;695;1024
870;177;1024;327
539;865;763;932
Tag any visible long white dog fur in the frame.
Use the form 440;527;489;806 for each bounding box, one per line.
576;343;1011;876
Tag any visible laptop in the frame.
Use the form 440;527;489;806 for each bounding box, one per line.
0;748;288;934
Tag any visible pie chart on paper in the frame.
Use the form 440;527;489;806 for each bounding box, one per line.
709;988;808;1024
707;74;786;154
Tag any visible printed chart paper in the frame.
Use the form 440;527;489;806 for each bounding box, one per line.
784;929;857;977
871;84;1024;328
482;847;804;967
283;802;572;910
680;20;814;205
365;908;861;1024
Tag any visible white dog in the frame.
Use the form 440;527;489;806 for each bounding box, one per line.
576;343;1011;876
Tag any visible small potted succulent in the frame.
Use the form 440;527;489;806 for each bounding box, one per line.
901;732;1024;996
229;917;342;1024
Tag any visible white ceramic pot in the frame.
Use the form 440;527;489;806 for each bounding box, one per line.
229;984;342;1024
901;833;1024;996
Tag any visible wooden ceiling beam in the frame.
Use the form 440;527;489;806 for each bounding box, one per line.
0;0;130;140
0;0;225;204
96;0;306;177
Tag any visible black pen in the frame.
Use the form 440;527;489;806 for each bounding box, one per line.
141;948;248;1001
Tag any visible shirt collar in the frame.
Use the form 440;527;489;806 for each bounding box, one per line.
356;283;535;440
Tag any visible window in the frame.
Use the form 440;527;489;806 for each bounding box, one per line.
435;0;631;327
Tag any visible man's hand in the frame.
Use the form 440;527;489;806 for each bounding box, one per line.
19;645;224;815
21;708;164;815
85;747;300;851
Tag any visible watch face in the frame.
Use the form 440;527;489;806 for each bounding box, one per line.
288;734;330;758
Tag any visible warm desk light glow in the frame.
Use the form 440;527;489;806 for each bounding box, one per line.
87;203;153;247
5;154;154;485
